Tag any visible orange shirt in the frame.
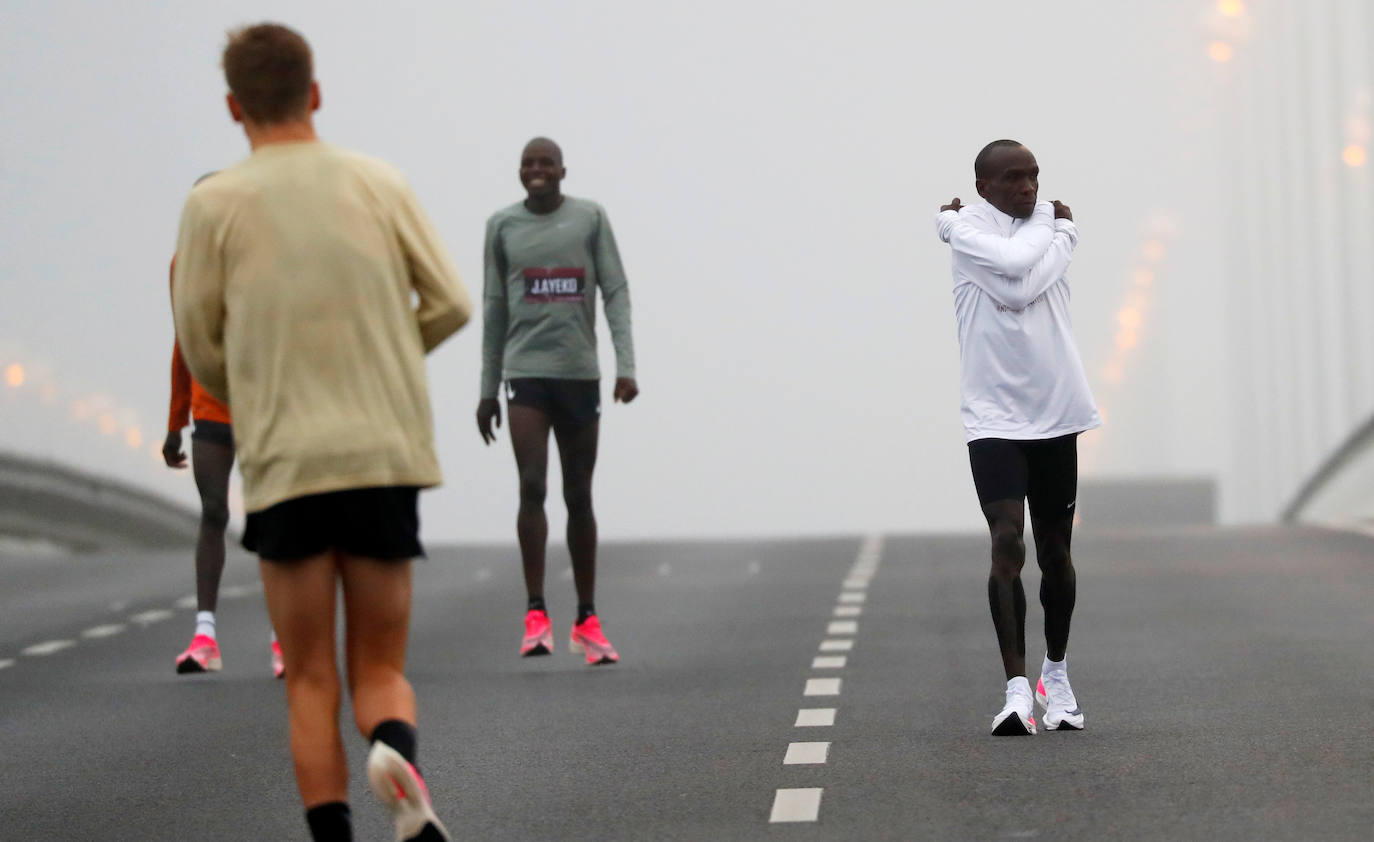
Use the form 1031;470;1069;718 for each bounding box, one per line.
167;256;230;431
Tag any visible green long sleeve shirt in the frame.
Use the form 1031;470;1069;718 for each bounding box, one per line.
480;197;635;398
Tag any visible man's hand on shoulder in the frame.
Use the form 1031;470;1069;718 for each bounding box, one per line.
940;198;964;214
1052;200;1073;221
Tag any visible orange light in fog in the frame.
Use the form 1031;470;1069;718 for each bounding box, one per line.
1209;41;1234;63
5;364;24;388
1218;0;1244;18
125;427;143;450
1343;145;1367;168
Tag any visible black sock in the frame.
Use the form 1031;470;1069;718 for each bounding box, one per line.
305;802;352;842
576;603;596;624
371;719;419;773
527;595;547;613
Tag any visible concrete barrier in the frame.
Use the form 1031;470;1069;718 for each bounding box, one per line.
0;452;202;551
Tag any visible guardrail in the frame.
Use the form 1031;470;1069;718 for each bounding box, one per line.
0;451;202;551
1281;412;1374;523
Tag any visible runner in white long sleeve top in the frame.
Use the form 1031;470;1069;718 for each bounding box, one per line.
935;140;1100;736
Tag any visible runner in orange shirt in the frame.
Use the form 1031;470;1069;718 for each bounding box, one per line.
164;239;283;678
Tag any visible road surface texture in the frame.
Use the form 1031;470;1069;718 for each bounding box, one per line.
2;525;1371;840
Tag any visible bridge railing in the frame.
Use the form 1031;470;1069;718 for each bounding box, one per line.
0;451;202;551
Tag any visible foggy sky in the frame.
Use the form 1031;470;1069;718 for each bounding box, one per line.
0;1;1233;542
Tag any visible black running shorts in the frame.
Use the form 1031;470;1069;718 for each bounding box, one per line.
504;378;601;430
968;434;1079;521
242;486;423;563
190;419;233;446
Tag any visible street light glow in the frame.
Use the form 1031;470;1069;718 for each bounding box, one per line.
1209;41;1234;63
5;363;24;388
1343;145;1367;168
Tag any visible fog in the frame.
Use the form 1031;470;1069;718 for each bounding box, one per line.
1;1;1263;542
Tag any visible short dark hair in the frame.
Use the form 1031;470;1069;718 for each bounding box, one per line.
974;139;1024;179
222;23;313;124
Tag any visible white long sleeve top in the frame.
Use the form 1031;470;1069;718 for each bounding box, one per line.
935;200;1101;443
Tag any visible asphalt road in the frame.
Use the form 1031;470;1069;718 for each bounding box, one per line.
2;525;1371;840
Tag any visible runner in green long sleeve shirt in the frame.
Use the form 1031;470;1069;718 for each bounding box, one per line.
476;137;638;665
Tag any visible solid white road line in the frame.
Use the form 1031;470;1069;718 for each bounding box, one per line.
819;639;853;652
770;788;823;823
22;639;76;657
783;742;831;765
804;678;842;696
827;620;858;635
833;605;863;617
795;708;837;727
81;624;127;639
812;655;847;669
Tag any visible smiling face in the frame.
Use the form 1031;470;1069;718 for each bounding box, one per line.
519;138;565;200
975;144;1039;219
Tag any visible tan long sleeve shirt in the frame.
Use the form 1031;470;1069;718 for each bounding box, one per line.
172;141;471;512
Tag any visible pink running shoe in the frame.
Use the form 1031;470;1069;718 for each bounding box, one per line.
569;615;619;665
521;609;554;656
175;634;222;674
366;741;451;842
270;640;285;679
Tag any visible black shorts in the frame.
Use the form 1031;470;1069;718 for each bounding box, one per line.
191;419;233;446
968;434;1079;521
242;486;423;563
505;378;600;430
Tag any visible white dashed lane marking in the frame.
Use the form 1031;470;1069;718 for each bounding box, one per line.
129;609;174;626
783;742;831;765
770;788;823;823
175;595;198;609
22;639;76;657
770;534;884;828
795;708;836;727
81;624;127;639
804;677;842;696
0;659;15;670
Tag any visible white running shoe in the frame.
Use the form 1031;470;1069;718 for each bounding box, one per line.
366;741;451;842
1036;669;1085;731
990;676;1037;736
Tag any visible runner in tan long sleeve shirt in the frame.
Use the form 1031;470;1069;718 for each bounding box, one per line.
172;23;469;842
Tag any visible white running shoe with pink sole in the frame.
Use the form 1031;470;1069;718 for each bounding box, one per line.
366;741;450;842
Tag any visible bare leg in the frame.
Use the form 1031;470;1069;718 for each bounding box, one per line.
983;499;1028;680
553;420;599;606
1031;515;1077;662
340;554;416;738
259;552;347;808
191;436;234;612
508;405;552;602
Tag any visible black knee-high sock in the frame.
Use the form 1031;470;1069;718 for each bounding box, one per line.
371;719;419;773
305;802;352;842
